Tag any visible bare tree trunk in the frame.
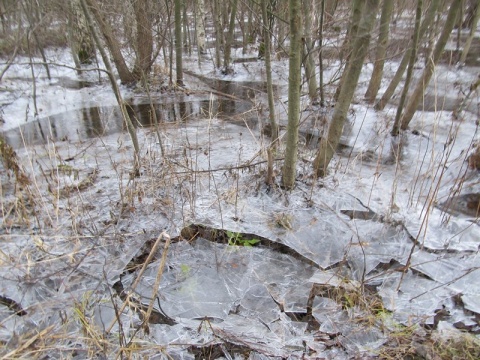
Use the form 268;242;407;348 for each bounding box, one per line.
334;0;365;101
462;0;478;29
183;1;192;56
400;1;460;130
223;0;238;74
79;0;140;174
391;0;423;136
85;0;135;84
262;0;278;148
318;0;325;107
132;0;153;79
212;0;222;68
175;0;184;86
282;0;302;189
302;0;318;104
195;0;206;54
455;0;463;54
313;0;380;177
338;0;364;62
459;0;480;64
374;0;441;110
323;0;337;28
276;1;288;51
68;0;95;65
22;0;50;80
364;0;394;103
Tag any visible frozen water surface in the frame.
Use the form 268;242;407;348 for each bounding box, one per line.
0;47;479;358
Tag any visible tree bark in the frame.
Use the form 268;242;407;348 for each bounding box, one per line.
223;0;238;74
282;0;302;189
132;0;153;79
374;0;441;110
318;0;325;107
68;0;95;65
313;0;380;177
364;0;394;103
79;0;140;174
84;0;135;84
174;0;184;86
334;0;365;101
212;0;222;67
338;0;364;62
391;0;422;136
459;0;480;64
195;0;206;54
399;1;460;130
302;0;318;103
262;0;279;148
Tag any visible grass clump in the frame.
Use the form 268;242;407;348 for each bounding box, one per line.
429;333;480;360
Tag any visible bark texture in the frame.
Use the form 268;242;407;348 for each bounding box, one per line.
223;0;238;74
69;0;95;65
175;0;184;85
460;1;480;64
261;0;279;147
313;0;380;177
282;0;302;189
364;0;394;103
132;0;153;79
84;0;135;84
399;1;460;130
375;0;441;110
195;0;206;54
391;0;423;136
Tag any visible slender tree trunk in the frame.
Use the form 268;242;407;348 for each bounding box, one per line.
174;0;184;86
282;0;302;189
22;0;50;80
212;0;222;68
85;0;135;84
195;0;206;54
313;0;380;177
462;0;478;29
79;0;140;174
364;0;394;103
400;1;460;130
323;0;337;28
391;0;423;136
334;0;365;101
223;0;238;74
375;0;441;110
68;0;95;65
338;0;364;62
132;0;153;79
318;0;325;107
302;0;318;104
455;0;463;53
262;0;278;148
276;2;288;51
459;1;480;64
247;0;254;45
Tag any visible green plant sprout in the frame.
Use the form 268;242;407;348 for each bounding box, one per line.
226;231;260;247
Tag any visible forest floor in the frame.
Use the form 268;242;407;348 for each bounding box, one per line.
0;44;480;359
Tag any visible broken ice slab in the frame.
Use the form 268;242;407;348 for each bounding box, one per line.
462;294;480;315
283;282;313;313
405;208;480;252
345;221;411;279
378;271;456;326
212;314;299;358
238;284;280;324
123;237;316;323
